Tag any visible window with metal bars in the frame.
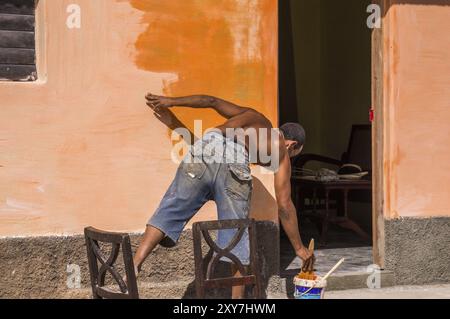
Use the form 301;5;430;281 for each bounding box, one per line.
0;0;37;81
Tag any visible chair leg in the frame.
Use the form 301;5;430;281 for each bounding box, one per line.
337;219;371;242
195;258;207;299
319;191;330;247
193;224;206;299
319;217;329;247
339;189;371;242
196;282;205;299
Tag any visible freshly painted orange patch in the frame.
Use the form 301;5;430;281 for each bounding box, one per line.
127;0;278;133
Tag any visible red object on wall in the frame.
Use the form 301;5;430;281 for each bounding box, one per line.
370;109;374;122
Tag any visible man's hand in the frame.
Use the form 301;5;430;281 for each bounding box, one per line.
297;246;316;273
296;246;313;262
146;93;174;113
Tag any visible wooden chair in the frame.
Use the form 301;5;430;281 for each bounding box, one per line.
294;124;372;175
84;227;139;299
193;219;263;299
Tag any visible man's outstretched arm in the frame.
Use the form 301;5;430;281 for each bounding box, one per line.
274;151;312;262
146;93;251;119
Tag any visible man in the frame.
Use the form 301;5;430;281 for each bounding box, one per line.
134;94;313;298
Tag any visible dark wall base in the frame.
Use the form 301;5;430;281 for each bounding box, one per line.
385;217;450;285
0;222;279;299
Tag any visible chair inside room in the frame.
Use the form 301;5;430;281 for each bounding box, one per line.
294;124;372;176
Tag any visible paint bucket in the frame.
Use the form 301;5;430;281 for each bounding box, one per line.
293;276;327;300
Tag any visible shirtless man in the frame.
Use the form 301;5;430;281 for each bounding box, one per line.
134;94;313;298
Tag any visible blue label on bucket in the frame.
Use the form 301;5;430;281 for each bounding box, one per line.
294;286;323;300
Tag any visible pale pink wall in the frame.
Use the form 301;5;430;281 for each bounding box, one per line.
383;2;450;218
0;0;278;237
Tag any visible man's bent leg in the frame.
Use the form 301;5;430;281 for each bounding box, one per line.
133;225;165;273
133;158;211;276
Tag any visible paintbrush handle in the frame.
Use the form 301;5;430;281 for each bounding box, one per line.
321;258;345;282
308;239;315;252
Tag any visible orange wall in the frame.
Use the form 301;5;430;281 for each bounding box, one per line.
383;2;450;218
0;0;278;237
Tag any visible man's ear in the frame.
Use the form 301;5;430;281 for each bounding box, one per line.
287;141;297;151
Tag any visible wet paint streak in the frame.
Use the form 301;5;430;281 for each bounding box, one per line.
120;0;277;134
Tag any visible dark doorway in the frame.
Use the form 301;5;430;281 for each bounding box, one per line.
278;0;373;294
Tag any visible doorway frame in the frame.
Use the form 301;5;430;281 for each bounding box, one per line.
371;0;385;268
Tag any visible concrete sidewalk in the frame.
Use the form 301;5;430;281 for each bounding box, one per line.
325;284;450;299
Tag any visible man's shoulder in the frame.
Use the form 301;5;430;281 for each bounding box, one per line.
244;109;272;126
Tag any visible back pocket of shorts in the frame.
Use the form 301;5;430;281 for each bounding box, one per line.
225;165;252;201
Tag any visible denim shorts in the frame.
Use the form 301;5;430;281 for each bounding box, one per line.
148;132;253;265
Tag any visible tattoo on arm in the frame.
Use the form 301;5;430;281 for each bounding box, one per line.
278;206;291;221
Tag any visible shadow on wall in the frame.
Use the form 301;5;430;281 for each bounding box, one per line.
249;176;278;221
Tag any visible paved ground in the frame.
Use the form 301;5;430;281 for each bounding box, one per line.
281;218;373;276
325;284;450;299
283;246;373;276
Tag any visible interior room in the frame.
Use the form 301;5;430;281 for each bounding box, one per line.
279;0;374;283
